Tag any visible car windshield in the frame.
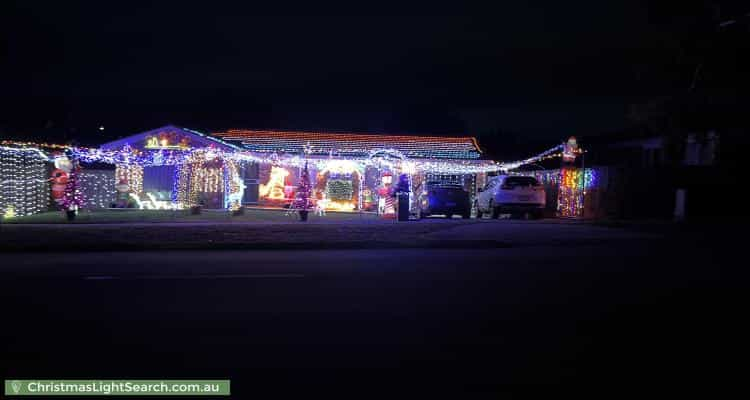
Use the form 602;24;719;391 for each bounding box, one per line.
425;182;463;190
504;177;539;187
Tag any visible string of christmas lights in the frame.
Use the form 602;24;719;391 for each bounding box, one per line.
70;143;564;176
522;168;599;190
115;164;144;194
0;140;72;151
64;138;575;212
557;168;585;218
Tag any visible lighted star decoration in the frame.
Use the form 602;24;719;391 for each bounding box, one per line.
303;141;314;156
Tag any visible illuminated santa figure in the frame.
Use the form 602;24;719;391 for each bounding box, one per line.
49;154;73;205
562;136;579;163
377;171;395;217
50;168;69;205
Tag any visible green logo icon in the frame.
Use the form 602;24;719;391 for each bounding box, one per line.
11;380;22;394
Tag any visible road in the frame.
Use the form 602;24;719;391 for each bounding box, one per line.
0;230;746;395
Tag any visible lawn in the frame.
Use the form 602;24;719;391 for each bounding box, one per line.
2;207;381;224
1;207;488;252
0;208;484;252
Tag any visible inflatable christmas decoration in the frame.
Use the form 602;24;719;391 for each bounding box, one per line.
50;168;69;205
50;154;73;206
54;155;73;174
377;171;395;218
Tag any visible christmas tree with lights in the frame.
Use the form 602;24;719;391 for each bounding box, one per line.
293;161;313;221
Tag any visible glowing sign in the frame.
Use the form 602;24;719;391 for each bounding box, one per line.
144;135;190;150
325;200;356;211
129;192;183;210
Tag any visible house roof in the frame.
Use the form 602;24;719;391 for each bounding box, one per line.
212;129;483;159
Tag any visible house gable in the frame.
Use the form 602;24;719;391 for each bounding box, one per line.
100;125;239;152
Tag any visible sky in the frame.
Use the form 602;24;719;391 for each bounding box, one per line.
1;1;744;156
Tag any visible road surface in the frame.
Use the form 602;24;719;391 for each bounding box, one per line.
0;233;745;395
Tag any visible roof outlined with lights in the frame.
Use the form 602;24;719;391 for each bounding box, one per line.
212;129;483;160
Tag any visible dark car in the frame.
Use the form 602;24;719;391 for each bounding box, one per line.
417;182;471;219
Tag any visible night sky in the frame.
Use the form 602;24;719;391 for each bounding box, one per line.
1;1;746;156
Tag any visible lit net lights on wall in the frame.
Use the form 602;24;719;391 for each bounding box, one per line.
518;168;599;218
557;168;586;218
0;146;49;218
315;160;363;211
326;178;354;202
79;170;116;209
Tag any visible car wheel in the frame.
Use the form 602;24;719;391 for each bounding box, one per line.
475;202;483;219
462;212;470;219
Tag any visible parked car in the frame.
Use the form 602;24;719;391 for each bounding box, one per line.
417;182;471;219
475;175;545;219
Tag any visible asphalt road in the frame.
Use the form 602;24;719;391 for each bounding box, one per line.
0;232;746;395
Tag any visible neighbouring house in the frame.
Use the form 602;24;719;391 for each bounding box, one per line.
585;130;728;219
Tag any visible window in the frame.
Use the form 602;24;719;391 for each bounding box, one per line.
503;177;539;187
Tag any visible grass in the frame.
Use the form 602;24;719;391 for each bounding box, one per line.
0;209;484;252
2;208;382;224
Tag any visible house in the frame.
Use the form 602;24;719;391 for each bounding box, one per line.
585;129;726;219
86;125;496;212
